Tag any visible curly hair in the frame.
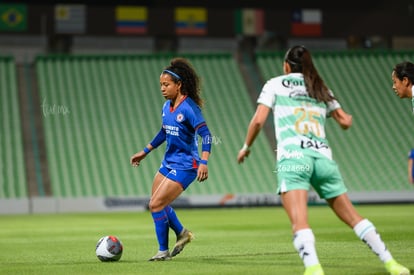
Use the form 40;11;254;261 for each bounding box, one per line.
163;57;204;107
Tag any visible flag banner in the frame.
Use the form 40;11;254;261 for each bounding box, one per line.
235;9;264;36
0;4;27;32
291;9;322;37
116;6;147;34
175;7;207;36
55;4;86;34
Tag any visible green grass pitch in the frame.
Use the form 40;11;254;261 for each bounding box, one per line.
1;204;413;274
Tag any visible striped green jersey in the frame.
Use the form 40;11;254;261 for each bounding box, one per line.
257;73;341;160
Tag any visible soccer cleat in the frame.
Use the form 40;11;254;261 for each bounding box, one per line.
148;250;171;261
304;264;325;275
385;259;410;275
171;228;194;257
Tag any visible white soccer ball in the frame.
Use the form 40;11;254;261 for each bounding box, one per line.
95;235;123;262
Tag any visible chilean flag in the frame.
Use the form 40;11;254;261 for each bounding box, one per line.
291;9;322;37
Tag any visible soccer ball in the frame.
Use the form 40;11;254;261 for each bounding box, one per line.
95;235;123;262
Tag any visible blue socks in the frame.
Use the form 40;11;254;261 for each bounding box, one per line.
151;205;184;251
165;205;183;235
151;210;169;251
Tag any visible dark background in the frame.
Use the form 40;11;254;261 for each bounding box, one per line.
4;1;414;38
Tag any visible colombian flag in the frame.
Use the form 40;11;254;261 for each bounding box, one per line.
116;6;147;34
175;7;207;36
0;4;27;32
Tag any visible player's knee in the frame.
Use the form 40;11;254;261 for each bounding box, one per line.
148;199;164;212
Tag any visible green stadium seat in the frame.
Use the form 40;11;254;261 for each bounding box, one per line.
0;56;27;199
35;54;276;198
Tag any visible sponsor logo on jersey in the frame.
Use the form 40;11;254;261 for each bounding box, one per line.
289;89;308;98
300;139;328;149
164;124;179;136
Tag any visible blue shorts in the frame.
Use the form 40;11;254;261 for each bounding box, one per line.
159;165;197;190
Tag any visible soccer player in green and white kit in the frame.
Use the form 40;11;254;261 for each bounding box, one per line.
237;45;410;275
392;61;414;113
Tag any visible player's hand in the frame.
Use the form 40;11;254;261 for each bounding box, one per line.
130;151;146;167
237;148;250;164
197;164;208;182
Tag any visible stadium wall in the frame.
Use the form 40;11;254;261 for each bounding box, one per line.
0;3;412;47
2;190;414;215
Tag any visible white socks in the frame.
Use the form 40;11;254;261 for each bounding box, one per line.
293;228;320;267
293;220;393;268
353;219;392;263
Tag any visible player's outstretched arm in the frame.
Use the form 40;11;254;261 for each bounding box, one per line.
131;128;166;167
331;108;353;130
237;104;270;164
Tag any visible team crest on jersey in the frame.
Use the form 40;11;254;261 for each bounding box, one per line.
176;113;185;122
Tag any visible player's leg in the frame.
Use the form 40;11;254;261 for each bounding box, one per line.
149;172;184;212
164;205;195;257
165;203;195;257
166;169;197;257
281;189;310;232
148;171;184;261
327;194;410;275
278;156;323;274
165;205;183;235
162;168;196;236
282;189;323;275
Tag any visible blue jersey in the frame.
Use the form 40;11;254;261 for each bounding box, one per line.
161;96;206;170
409;149;414;159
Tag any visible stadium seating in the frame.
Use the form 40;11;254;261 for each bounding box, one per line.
3;50;413;210
0;56;27;199
257;50;414;192
35;53;276;198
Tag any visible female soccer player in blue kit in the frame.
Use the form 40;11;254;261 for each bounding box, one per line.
130;57;211;261
237;46;410;275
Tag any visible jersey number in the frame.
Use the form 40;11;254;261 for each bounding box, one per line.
294;107;321;137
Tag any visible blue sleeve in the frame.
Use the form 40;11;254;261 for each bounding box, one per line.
412;162;414;179
187;101;205;129
150;127;166;148
197;124;212;153
409;149;414;159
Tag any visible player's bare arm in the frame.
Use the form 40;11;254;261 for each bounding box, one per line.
331;108;352;130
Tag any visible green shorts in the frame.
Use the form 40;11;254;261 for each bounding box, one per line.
276;155;347;199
